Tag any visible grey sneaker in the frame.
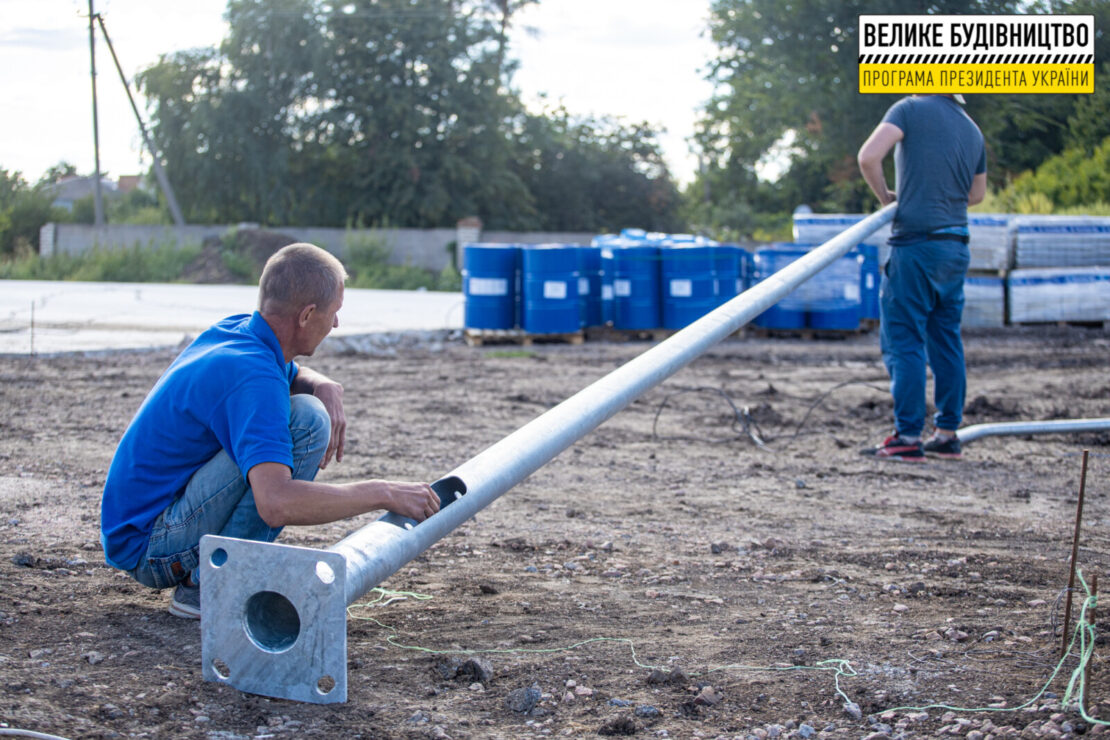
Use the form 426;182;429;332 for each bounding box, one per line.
169;582;200;619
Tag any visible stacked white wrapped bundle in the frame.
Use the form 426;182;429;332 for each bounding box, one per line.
793;213;1010;269
962;275;1005;328
1011;216;1110;268
1007;267;1110;323
968;214;1011;271
793;214;894;249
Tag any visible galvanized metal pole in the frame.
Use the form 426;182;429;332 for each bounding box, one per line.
333;210;899;603
957;418;1110;444
200;205;896;703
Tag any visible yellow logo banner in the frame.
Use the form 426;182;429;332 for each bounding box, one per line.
858;15;1094;95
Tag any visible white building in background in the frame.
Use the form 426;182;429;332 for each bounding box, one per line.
44;174;143;212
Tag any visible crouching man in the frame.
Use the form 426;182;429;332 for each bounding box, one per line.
100;243;439;618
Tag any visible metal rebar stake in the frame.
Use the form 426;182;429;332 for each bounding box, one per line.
199;205;896;703
1062;449;1091;660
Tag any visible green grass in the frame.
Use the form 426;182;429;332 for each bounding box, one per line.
486;349;536;359
0;241;202;282
344;233;461;292
0;230;466;291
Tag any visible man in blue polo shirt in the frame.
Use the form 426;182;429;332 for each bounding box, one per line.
857;94;987;461
101;243;440;618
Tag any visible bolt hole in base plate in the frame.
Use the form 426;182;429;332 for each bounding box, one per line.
200;535;348;704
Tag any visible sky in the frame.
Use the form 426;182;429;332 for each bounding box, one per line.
0;0;717;188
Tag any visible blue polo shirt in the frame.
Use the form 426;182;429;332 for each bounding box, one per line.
100;312;299;570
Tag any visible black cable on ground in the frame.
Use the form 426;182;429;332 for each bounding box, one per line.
651;379;889;450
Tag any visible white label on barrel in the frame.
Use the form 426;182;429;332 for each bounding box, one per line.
844;284;861;301
670;279;693;298
544;281;568;300
469;277;508;296
614;279;632;297
602;284;614;300
865;274;875;290
579;277;590;295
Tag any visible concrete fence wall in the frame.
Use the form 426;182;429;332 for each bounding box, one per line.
39;223;597;273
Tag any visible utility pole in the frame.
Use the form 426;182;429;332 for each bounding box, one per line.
96;14;186;226
88;0;105;225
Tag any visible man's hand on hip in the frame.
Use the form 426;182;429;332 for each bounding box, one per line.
313;381;346;468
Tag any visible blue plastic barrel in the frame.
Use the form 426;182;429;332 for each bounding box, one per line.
577;245;604;328
712;244;742;309
806;251;862;330
738;250;754;294
463;243;519;330
661;244;717;329
753;247;807;329
600;248;614;325
521;245;580;334
858;243;880;321
610;244;661;330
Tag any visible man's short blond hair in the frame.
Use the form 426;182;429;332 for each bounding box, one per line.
258;243;348;316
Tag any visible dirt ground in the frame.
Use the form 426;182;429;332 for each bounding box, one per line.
1;325;1109;739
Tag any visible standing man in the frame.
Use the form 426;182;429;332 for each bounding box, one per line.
100;243;440;618
857;94;987;461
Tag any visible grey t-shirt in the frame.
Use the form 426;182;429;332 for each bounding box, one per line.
882;95;986;242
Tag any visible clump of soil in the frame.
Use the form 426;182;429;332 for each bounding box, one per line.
182;228;300;284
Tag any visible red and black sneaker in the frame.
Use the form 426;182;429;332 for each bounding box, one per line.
860;433;925;462
923;432;962;460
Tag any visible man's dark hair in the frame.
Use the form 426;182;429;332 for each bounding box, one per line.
258;243;348;316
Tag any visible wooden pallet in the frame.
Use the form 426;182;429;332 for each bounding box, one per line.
967;267;1009;278
584;326;673;343
748;326;866;341
1014;320;1106;330
465;329;585;347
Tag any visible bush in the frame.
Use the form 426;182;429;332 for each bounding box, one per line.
70;189;171;226
343;233;457;291
217;227;258;282
0;183;66;258
998;135;1110;213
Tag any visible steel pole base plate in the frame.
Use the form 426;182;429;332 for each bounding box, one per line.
200;535;349;704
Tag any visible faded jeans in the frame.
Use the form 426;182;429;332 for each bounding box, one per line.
879;238;970;439
128;394;330;590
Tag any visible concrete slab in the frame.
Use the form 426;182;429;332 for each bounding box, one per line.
0;280;465;355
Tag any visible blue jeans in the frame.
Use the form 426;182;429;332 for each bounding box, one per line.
879;239;970;438
128;394;331;590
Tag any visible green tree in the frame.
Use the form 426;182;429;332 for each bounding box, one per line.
510;107;681;232
40;162;78;184
0;169;68;259
137;0;683;232
138;0;324;225
692;0;1101;235
1067;61;1110;153
1004;135;1110;210
316;0;534;227
137;47;229;224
